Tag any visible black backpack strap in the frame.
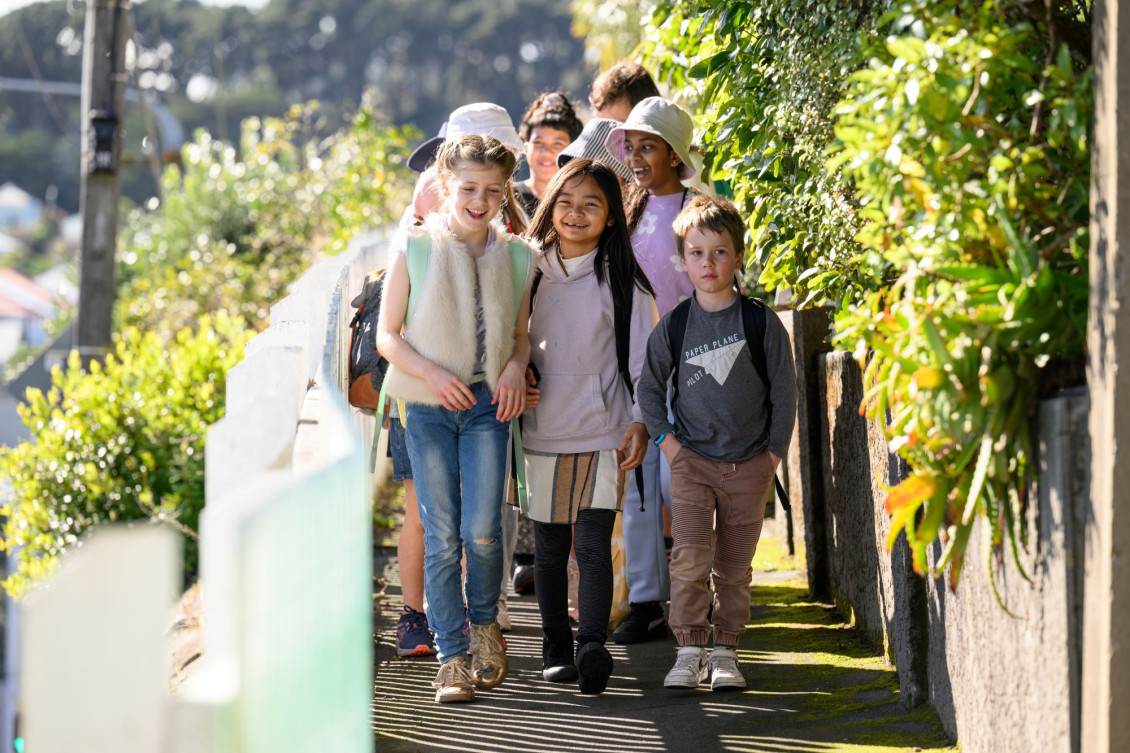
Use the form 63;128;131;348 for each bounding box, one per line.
740;296;791;512
667;298;693;407
614;287;649;510
530;268;543;303
740;296;770;387
614;286;635;399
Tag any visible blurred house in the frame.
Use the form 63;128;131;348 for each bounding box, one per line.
0;233;28;259
0;183;43;233
0;267;58;369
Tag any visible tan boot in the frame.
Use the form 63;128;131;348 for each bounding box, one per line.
434;656;475;703
469;621;509;689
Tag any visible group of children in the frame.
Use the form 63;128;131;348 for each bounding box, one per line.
375;61;797;703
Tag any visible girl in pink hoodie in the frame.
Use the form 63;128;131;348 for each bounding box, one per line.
521;159;658;694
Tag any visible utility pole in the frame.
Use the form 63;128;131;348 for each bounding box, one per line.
77;0;131;360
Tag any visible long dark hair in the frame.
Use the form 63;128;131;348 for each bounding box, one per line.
525;159;654;308
624;182;651;234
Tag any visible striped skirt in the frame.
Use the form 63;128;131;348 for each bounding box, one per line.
524;448;627;525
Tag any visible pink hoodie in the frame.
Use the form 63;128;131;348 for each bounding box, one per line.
523;247;659;454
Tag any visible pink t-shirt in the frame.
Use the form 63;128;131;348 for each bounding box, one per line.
631;191;694;316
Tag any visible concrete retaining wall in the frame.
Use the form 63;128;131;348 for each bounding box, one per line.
809;350;1087;751
774;308;833;588
923;390;1087;752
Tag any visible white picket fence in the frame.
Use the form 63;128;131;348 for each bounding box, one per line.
19;229;392;752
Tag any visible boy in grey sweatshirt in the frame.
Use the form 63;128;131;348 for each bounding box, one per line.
637;195;797;692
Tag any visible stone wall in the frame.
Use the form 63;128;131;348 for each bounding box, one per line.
810;351;1087;751
924;390;1087;752
816;351;927;706
775;308;833;591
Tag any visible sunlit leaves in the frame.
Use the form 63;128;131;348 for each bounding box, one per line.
118;97;417;336
636;0;1091;601
0;316;252;598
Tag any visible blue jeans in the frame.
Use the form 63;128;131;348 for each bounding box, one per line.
388;416;413;482
404;381;510;663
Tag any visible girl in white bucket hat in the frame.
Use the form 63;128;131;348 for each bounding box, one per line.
604;96;701;645
408;103;529;234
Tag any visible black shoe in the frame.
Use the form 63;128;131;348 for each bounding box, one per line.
612;601;667;644
576;642;613;695
513;563;536;595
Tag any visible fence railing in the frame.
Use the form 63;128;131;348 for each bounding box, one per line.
19;229;392;752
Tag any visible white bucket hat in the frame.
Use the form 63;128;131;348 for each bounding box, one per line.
445;102;524;153
408;103;524;171
557;118;634;184
605;97;697;181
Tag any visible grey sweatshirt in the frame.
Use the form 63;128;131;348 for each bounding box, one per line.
638;294;797;463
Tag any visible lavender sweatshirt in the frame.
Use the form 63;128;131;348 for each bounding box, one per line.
522;247;659;454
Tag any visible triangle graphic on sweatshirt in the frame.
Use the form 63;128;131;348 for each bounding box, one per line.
686;339;746;386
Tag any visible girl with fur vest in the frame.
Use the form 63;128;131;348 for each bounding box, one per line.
377;134;536;704
520;158;658;694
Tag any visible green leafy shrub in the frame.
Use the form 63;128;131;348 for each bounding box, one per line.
609;0;1092;599
642;0;879;307
2;94;414;598
118;97;417;336
309;92;420;256
0;314;251;597
828;1;1090;597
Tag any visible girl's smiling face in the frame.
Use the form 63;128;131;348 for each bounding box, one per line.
551;174;612;258
443;165;507;240
620;130;684;195
526;126;573;190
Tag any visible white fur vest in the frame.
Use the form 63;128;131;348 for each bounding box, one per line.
383;218;535;406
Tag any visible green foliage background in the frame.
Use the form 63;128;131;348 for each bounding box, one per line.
611;0;1093;598
0;0;590;212
0;317;249;596
1;97;415;595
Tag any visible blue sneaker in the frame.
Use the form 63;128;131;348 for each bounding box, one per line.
396;606;435;657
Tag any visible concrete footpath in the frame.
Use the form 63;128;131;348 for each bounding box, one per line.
371;537;956;753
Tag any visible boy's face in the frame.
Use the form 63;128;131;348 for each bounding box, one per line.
681;226;743;297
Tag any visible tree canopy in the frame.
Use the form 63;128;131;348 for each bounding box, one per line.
0;0;592;211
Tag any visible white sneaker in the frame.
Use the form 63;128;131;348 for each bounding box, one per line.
497;600;512;632
708;647;746;691
663;646;708;688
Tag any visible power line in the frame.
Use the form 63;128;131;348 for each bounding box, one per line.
13;14;72;133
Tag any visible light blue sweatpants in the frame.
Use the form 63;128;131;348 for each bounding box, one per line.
621;441;672;603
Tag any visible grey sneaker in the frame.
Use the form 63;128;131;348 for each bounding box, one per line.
708;647;746;691
434;656;475;703
469;621;509;689
663;646;708;688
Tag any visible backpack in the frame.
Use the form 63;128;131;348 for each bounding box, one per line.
347;269;389;410
529;268;648;510
666;294;791;512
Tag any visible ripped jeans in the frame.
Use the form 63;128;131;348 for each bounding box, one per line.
405;381;510;663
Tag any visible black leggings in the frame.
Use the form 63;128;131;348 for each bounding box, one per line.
533;508;617;668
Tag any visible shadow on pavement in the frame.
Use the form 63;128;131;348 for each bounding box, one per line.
372;546;955;753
